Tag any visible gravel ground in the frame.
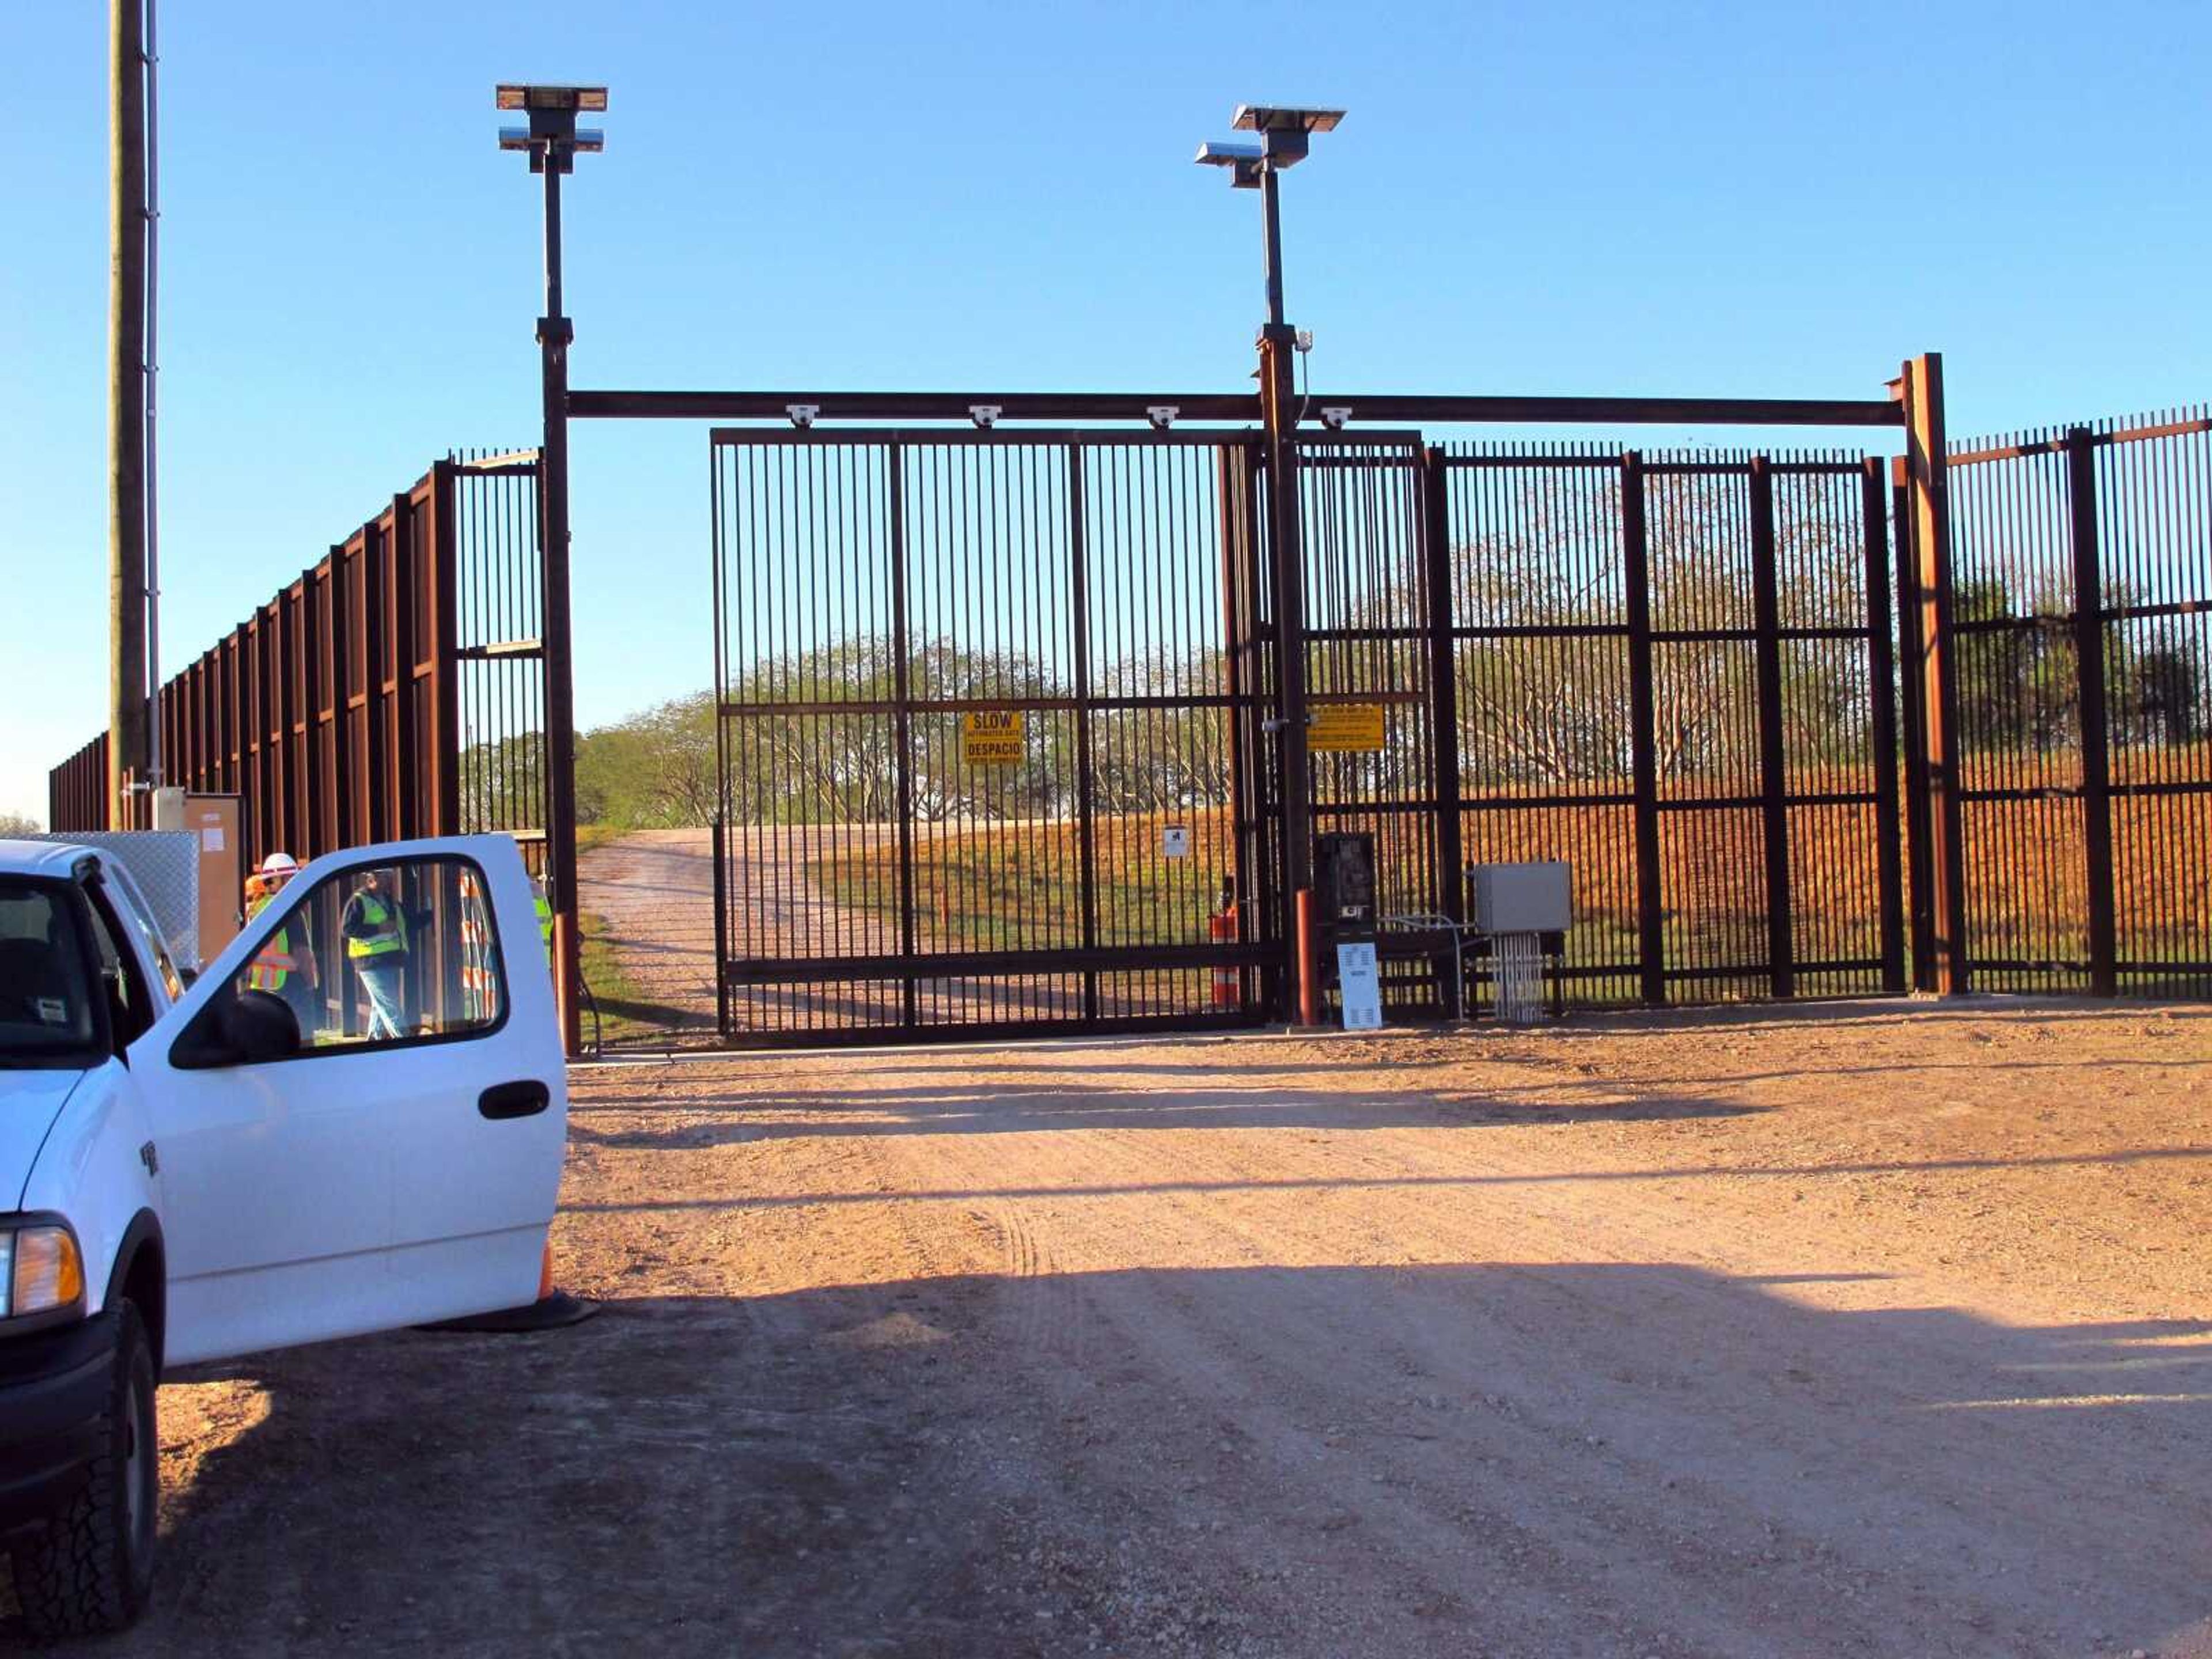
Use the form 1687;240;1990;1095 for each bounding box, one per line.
29;997;2212;1657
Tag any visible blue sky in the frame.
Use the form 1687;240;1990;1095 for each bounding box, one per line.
2;0;2206;820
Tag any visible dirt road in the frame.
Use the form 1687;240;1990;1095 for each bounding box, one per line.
34;1002;2212;1656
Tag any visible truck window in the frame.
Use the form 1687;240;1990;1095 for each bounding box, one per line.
0;880;100;1067
232;855;506;1054
82;884;156;1051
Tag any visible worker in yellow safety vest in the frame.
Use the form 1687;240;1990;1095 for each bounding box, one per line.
341;868;416;1040
244;852;316;1028
533;879;553;961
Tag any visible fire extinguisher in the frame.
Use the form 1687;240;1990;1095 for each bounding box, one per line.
1210;877;1238;1009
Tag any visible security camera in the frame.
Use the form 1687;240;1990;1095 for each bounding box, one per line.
1146;405;1179;431
1319;406;1352;431
969;404;1002;430
786;404;819;430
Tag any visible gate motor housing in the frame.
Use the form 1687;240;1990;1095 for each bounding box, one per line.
1313;832;1377;930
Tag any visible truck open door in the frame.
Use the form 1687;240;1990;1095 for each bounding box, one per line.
130;836;567;1367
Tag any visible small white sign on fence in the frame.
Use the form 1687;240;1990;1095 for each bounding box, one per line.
1336;941;1382;1031
1162;825;1190;859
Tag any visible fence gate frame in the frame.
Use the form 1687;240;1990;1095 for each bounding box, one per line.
698;383;1929;1046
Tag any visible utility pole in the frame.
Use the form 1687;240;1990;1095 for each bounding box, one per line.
109;0;149;828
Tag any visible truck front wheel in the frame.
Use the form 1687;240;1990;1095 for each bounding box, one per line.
9;1300;158;1636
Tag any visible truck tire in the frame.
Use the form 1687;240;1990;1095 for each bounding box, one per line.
9;1301;159;1637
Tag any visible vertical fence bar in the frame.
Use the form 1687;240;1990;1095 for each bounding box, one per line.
1863;457;1907;993
1748;457;1794;997
1216;445;1252;1004
1622;450;1665;1006
1902;353;1968;993
888;442;917;1030
1068;443;1100;1022
428;462;462;838
1892;454;1935;989
2066;426;2119;996
1421;447;1464;923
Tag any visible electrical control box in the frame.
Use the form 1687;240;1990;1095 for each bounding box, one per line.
1313;832;1377;927
1469;861;1572;935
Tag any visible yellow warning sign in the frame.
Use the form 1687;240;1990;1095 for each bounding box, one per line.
1308;703;1387;753
961;710;1027;766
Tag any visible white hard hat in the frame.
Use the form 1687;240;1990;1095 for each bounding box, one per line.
260;851;300;877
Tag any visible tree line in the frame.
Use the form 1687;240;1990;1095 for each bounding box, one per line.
456;472;2205;833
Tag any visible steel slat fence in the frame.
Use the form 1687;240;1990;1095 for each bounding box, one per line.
1946;407;2212;995
48;455;547;884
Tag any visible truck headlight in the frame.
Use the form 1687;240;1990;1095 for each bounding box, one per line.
5;1225;85;1320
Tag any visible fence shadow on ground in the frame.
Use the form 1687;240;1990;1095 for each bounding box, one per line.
115;1260;2212;1658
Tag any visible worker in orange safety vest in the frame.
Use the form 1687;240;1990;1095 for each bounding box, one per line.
244;851;317;1032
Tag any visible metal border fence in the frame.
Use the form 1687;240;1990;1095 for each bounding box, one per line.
1945;407;2212;996
49;456;547;878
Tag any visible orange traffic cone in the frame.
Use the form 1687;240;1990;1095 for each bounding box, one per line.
421;1238;596;1334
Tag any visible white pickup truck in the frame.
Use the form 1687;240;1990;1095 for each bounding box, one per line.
0;834;566;1635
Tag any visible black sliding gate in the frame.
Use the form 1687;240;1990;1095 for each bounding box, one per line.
711;429;1282;1043
710;427;1903;1046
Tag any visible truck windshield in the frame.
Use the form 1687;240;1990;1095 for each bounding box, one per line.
0;878;100;1068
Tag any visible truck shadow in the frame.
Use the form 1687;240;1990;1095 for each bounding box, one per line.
54;1261;2212;1658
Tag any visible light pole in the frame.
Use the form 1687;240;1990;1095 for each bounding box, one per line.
1196;104;1343;1021
498;83;604;1056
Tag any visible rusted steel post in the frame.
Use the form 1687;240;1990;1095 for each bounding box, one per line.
2066;426;2118;996
1749;457;1794;998
1863;457;1908;995
1898;354;1968;994
1622;452;1665;1007
1296;887;1320;1027
1421;448;1464;922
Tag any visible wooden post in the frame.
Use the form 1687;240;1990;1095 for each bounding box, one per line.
1898;354;1968;994
108;0;149;828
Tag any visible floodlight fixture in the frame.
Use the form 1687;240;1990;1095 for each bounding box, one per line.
1230;105;1344;134
1228;104;1344;169
1146;405;1179;431
969;404;1002;429
495;82;609;173
1194;139;1264;190
787;403;820;429
497;85;608;112
1319;406;1352;430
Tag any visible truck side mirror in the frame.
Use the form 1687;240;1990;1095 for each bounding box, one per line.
221;990;302;1065
172;987;302;1069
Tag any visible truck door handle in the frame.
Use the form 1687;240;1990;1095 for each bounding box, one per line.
479;1080;550;1120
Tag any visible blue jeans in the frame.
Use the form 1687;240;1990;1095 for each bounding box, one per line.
357;959;408;1040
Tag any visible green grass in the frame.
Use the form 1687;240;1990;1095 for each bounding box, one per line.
575;906;669;1048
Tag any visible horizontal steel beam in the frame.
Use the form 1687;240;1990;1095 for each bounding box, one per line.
573;389;1907;428
724;941;1279;984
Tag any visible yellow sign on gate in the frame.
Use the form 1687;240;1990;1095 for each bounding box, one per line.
1308;703;1388;753
961;710;1026;766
